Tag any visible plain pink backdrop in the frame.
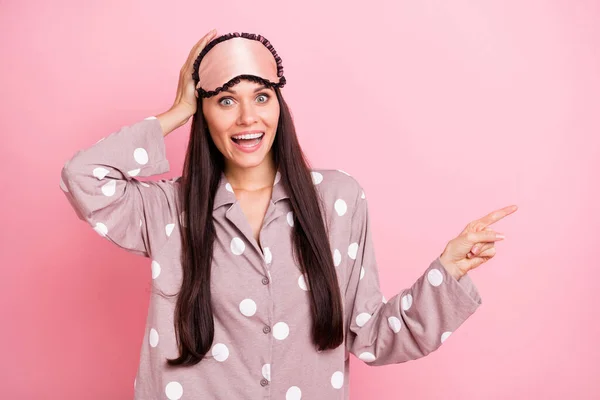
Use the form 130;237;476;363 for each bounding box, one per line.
1;0;598;398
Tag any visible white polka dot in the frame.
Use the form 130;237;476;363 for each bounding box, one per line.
441;331;452;343
93;222;108;237
274;171;281;185
165;381;183;400
331;371;344;389
59;177;69;192
334;199;347;216
230;237;245;255
134;148;149;165
149;328;159;347
273;322;290;340
361;190;365;199
93;167;110;180
388;316;402;333
263;247;272;264
212;343;229;362
101;180;116;196
225;183;234;193
262;364;271;381
165;223;175;237
311;171;323;185
287;211;294;227
298;274;309;291
286;386;301;400
382;295;387;303
338;169;351;176
360;267;365;280
145;116;157;120
140;182;150;188
333;249;341;266
401;294;413;310
348;243;358;260
239;299;257;317
356;312;371;327
151;260;161;279
127;168;141;177
358;352;376;362
427;268;444;286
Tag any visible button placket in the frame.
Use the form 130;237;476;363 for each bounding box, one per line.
260;378;269;387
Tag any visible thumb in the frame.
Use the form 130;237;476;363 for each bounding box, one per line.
463;254;487;271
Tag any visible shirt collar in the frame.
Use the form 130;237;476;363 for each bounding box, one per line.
213;168;289;210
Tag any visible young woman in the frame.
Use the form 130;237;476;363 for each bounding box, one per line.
60;29;517;400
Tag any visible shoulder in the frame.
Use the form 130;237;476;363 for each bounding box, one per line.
310;168;365;209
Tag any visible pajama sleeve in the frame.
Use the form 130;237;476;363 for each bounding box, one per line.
344;185;482;366
59;117;178;259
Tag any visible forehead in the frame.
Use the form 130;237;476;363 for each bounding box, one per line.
221;79;271;94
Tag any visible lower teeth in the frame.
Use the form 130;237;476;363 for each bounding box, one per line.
234;136;263;147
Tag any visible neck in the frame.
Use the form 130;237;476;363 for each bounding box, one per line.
224;154;277;191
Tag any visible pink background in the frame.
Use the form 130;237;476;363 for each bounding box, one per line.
2;0;598;398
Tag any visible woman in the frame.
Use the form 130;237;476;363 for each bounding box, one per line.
60;30;517;400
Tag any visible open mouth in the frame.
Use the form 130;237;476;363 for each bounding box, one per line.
231;132;265;147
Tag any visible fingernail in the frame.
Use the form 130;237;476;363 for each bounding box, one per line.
472;246;479;254
496;234;505;239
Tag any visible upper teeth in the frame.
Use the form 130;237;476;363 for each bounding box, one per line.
233;132;263;139
232;132;264;140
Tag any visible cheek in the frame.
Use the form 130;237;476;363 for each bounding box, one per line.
264;105;280;128
205;113;232;142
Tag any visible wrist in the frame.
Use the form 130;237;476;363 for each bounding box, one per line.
439;253;465;280
168;104;194;124
157;105;193;137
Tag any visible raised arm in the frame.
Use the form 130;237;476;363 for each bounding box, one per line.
59;30;218;258
59;115;182;258
344;185;482;366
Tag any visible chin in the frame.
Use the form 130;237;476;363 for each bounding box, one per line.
227;139;274;168
230;149;272;169
233;157;263;169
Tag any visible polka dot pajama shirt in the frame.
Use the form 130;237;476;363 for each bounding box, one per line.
60;117;482;399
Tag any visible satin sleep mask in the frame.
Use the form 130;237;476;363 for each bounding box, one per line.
192;32;287;98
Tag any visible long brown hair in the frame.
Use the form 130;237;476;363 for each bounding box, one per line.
165;79;344;367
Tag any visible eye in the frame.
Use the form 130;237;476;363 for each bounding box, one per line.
256;93;270;103
218;97;234;106
217;93;271;107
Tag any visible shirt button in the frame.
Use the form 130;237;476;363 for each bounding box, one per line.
260;378;269;387
262;276;269;285
263;325;271;334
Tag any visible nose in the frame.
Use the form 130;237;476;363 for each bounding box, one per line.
237;102;259;126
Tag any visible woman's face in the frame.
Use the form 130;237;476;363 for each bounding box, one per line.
202;80;280;170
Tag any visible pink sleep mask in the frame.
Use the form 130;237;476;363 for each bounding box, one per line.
192;32;286;98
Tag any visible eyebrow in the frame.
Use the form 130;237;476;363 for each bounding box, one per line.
222;85;270;94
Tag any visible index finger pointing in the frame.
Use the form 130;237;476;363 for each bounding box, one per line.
476;205;518;228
